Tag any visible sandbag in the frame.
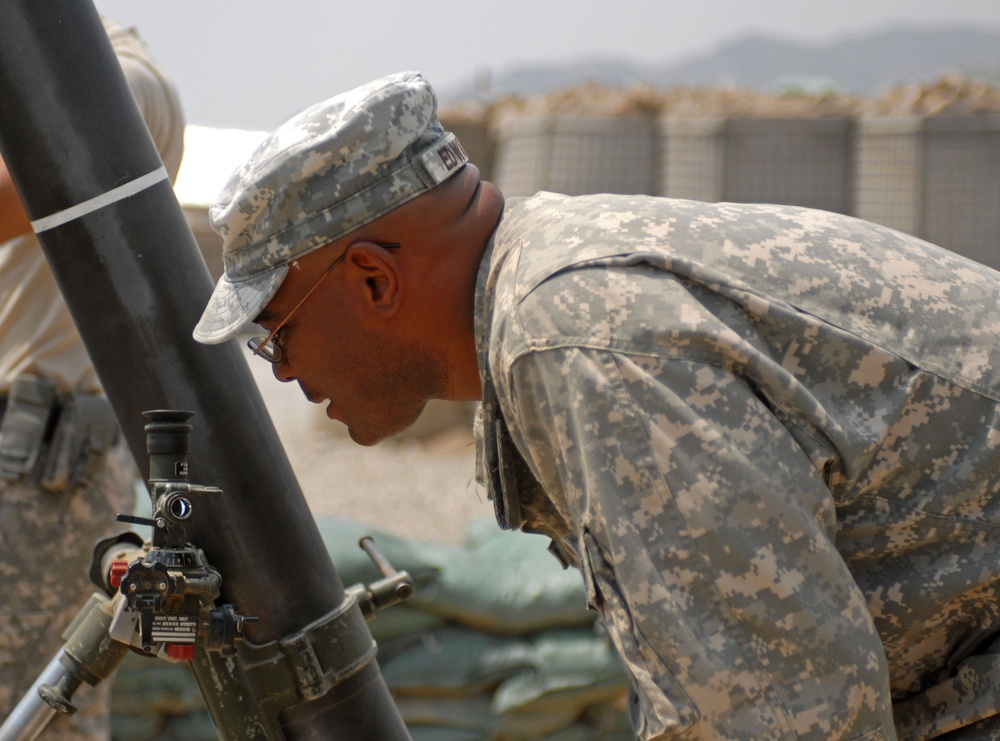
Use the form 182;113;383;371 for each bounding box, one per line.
317;515;594;634
416;525;593;634
378;625;629;739
481;629;627;715
380;626;518;695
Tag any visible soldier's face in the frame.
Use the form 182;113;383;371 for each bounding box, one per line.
262;249;447;446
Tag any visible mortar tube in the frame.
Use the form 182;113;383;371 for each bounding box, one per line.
0;2;409;737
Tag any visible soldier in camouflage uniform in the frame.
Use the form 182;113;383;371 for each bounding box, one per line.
0;19;184;740
194;71;1000;740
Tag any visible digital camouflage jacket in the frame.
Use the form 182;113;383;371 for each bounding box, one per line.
474;192;1000;741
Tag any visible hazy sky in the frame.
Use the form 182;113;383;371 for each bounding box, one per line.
93;0;1000;131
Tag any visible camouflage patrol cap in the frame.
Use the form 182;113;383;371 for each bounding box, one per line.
193;71;468;344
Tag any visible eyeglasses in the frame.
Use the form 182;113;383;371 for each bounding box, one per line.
247;243;401;363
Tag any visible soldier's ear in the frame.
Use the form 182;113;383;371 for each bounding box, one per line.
345;243;401;316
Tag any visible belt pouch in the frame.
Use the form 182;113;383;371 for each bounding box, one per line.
41;393;119;494
0;374;57;479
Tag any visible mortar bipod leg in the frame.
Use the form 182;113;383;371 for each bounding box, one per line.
0;593;128;741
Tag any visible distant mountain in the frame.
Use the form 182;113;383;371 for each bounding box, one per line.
440;26;1000;103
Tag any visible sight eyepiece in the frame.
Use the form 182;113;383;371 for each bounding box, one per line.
143;410;194;482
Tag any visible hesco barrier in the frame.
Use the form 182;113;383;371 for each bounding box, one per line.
659;116;855;214
440;102;497;184
491;114;658;197
854;114;1000;270
413;77;1000;269
443;119;496;183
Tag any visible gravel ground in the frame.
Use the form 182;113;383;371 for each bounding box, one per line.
242;344;495;546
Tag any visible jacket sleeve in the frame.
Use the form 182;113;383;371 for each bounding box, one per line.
105;19;186;183
500;344;896;740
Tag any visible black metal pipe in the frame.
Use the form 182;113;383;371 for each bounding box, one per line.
0;1;409;737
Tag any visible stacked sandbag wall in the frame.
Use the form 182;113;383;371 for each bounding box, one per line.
111;517;634;740
853;77;1000;269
